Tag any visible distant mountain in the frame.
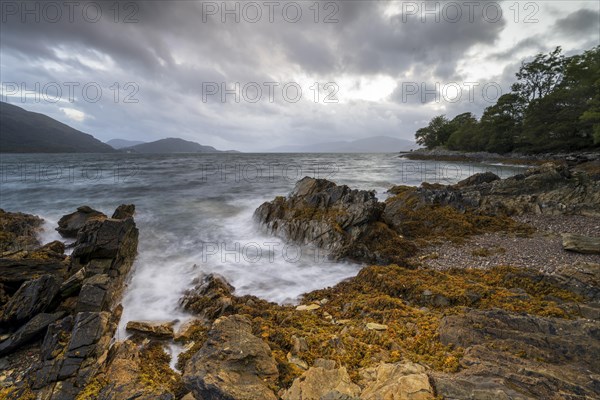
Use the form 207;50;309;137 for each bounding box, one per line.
123;138;236;153
268;136;417;153
0;102;115;153
106;138;146;149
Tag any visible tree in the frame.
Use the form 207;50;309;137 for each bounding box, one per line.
446;114;482;151
480;94;526;153
511;46;566;103
415;115;452;149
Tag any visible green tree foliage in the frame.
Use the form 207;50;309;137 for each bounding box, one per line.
415;115;452;148
414;46;600;153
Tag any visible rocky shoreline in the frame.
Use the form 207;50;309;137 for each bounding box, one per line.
1;162;600;399
400;148;600;171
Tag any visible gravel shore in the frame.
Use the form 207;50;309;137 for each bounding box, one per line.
411;214;600;272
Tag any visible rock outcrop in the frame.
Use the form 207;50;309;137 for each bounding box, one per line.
183;314;279;400
432;308;600;399
0;205;139;399
56;205;107;238
254;177;415;264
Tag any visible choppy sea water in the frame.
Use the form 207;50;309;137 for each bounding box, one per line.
0;153;525;340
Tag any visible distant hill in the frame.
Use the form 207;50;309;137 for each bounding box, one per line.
123;138;236;153
106;138;146;149
0;102;115;153
268;136;417;153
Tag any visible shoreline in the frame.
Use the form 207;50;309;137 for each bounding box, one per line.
399;148;600;167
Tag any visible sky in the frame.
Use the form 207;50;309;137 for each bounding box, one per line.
1;0;598;151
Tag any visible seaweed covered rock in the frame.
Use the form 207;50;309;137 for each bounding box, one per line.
0;209;43;252
180;273;235;321
254;177;414;264
386;163;600;220
56;205;106;238
183;314;279;400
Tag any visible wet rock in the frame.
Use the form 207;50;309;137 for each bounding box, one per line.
180;273;235;321
254;177;414;264
562;233;600;254
183;314;278;400
282;359;361;400
359;362;434;400
0;312;65;356
1;274;61;326
57;205;106;238
126;320;176;340
71;215;139;264
112;204;135;219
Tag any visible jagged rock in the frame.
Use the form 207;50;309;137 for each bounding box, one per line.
180;273;235;321
282;359;361;400
112;204;136;219
59;267;86;298
71;216;139;264
434;308;600;398
126;320;176;339
183;314;278;400
386;163;600;220
57;205;107;238
0;312;65;356
1;274;61;326
359;362;434;400
254;177;415;264
76;274;111;312
562;233;600;254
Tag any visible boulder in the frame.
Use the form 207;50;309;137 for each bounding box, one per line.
282;359;361;400
126;320;176;340
359;362;434;400
57;206;106;238
183;314;278;400
1;274;61;326
180;273;235;321
562;233;600;254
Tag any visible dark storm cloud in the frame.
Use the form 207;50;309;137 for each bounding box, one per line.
554;8;600;38
0;0;596;151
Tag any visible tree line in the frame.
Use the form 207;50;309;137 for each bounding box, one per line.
415;46;600;154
